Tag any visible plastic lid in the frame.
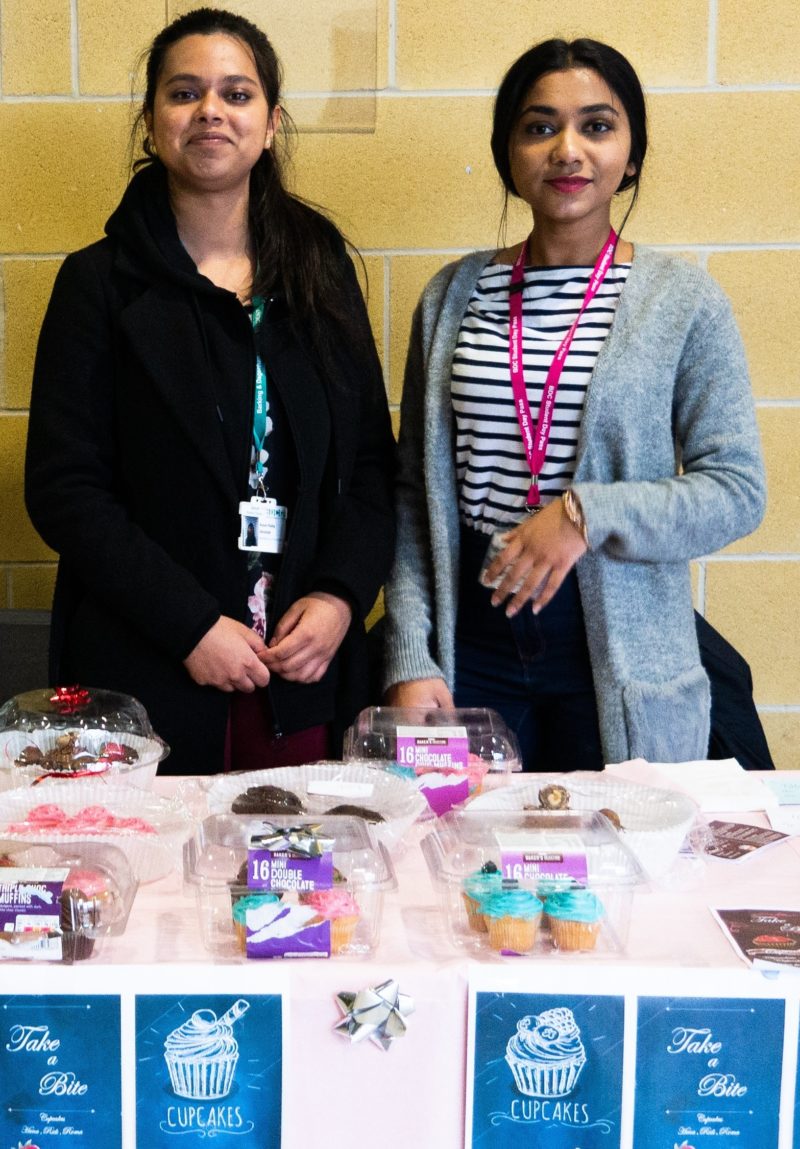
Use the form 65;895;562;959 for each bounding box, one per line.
0;686;159;738
343;706;522;772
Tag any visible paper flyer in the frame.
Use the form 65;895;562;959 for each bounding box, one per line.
704;820;789;861
711;907;800;971
135;994;282;1147
634;995;784;1147
0;994;121;1147
468;990;624;1147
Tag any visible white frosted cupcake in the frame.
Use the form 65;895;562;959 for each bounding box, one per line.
505;1008;586;1097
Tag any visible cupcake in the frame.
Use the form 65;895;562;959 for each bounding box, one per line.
59;867;117;962
481;889;543;953
461;864;503;933
298;888;360;954
505;1007;587;1097
544;889;605;951
231;784;304;815
231;891;282;953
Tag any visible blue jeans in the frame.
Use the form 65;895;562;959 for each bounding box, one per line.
454;525;603;773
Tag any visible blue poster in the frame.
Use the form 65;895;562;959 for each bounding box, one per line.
635;996;784;1148
0;994;121;1147
471;991;624;1147
135;994;282;1147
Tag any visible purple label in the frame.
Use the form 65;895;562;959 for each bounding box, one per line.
419;776;470;817
500;846;588;885
0;871;64;930
244;901;331;959
247;849;333;893
396;734;469;773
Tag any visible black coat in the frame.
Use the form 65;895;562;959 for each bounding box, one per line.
25;165;396;774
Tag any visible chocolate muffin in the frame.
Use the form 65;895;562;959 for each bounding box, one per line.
59;888;98;962
231;784;305;815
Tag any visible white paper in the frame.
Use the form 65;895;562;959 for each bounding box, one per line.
604;758;775;813
762;773;800;806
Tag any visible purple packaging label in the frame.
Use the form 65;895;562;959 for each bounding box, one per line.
396;728;469;774
419;775;470;817
500;846;588;886
244;901;331;959
247;848;333;893
0;870;65;924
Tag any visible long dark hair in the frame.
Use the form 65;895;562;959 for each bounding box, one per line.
491;38;647;228
132;6;367;363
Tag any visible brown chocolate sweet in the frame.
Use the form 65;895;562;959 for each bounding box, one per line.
598;807;624;831
325;803;385;824
231;784;304;815
538;784;571;811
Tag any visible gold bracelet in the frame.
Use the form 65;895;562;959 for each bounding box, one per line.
562;489;590;548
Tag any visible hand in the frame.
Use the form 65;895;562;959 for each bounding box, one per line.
183;615;270;692
384;678;454;709
483;498;587;617
264;592;352;683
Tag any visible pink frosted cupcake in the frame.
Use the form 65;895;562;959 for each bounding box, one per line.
299;888;360;954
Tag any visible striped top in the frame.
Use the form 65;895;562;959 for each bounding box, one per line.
452;259;630;535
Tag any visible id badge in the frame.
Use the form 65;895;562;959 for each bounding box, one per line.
238;498;288;554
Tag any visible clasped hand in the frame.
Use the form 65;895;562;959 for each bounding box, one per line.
183;592;352;691
482;497;588;617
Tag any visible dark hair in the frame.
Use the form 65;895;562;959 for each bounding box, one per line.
132;7;366;363
491;38;647;218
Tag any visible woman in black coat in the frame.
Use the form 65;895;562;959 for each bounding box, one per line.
25;8;395;775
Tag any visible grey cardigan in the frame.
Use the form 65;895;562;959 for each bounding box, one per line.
383;246;766;764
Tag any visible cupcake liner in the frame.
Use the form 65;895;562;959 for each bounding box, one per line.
0;730;164;789
485;913;541;954
549;917;602;952
462;891;488;933
165;1050;239;1100
330;913;359;954
505;1050;586;1097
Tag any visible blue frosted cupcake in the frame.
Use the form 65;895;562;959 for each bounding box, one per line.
461;866;503;932
232;891;282;953
544;889;604;951
481;889;543;953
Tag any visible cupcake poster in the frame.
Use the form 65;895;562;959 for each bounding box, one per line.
469;991;624;1147
135;995;282;1147
0;994;121;1147
634;996;783;1147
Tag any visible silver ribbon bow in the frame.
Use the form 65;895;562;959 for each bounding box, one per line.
334;979;414;1052
250;822;330;858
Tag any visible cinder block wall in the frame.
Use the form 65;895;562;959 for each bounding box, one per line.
1;1;798;765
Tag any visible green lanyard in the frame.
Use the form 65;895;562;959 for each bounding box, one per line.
250;296;268;491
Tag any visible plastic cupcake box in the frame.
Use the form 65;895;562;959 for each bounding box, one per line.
467;771;700;880
183;813;396;960
0;686;169;791
0;838;138;963
421;809;644;959
342;706;522;817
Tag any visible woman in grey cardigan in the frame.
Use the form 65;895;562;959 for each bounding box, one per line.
383;38;765;771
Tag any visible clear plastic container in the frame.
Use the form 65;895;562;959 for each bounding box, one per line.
344;707;522;773
421;809;645;959
205;761;427;855
0;838;138;963
0;783;193;883
183;813;397;960
467;772;700;881
0;686;169;790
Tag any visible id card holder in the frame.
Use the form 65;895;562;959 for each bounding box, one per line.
238;498;288;554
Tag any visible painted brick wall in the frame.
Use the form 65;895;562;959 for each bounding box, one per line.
1;0;798;764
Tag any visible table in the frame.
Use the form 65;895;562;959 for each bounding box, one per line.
4;771;800;1148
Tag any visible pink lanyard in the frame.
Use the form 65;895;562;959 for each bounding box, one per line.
509;227;618;508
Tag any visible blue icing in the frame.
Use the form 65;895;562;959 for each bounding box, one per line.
481;889;543;920
544;889;604;923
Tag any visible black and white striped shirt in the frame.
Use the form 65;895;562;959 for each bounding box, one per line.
452;260;630;535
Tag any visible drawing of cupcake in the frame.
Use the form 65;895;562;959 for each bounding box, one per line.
164;999;249;1099
505;1007;587;1097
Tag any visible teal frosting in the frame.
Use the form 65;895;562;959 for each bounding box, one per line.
232;892;281;925
463;870;504;902
535;878;575;898
544;889;604;923
481;889;543;921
